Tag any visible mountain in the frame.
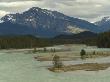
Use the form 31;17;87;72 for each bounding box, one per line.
0;22;36;35
0;7;102;37
54;31;97;39
53;31;97;45
95;16;110;31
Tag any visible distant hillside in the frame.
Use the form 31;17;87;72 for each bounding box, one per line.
52;31;98;45
0;32;97;49
1;30;109;49
55;31;97;39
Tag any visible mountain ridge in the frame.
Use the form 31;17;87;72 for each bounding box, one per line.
0;7;103;37
95;16;110;31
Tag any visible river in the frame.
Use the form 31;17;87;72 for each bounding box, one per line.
0;49;110;82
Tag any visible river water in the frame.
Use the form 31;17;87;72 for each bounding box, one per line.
0;49;110;82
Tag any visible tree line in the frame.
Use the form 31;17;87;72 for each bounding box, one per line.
0;31;109;49
0;35;52;49
81;31;110;48
97;31;110;48
0;35;78;49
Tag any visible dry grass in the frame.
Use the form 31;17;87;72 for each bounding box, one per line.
48;63;110;72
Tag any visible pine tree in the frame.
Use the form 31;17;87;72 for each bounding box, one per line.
80;49;86;60
53;55;63;68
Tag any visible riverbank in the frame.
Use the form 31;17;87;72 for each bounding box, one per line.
35;51;110;61
48;63;110;72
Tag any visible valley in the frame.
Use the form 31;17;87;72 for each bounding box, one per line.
0;6;109;82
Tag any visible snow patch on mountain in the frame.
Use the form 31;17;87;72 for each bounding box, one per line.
6;15;13;20
94;16;110;32
43;9;53;16
103;16;110;22
4;14;16;22
0;20;4;23
95;16;110;25
66;26;87;34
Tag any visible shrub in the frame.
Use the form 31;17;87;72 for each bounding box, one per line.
53;55;63;68
80;49;86;59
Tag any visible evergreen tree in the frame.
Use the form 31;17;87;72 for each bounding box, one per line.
97;31;110;48
53;55;63;68
80;49;86;60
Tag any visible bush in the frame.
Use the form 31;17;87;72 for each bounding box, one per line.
53;55;63;68
80;49;86;59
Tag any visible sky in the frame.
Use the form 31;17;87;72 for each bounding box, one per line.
0;0;110;22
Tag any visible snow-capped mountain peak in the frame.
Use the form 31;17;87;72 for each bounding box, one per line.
102;16;110;22
0;7;102;37
94;16;110;31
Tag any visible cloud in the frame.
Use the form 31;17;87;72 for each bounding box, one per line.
0;0;41;2
0;10;9;18
0;1;39;12
0;0;110;22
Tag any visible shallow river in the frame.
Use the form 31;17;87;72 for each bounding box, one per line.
0;50;110;82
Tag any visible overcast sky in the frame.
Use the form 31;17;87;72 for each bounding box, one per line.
0;0;110;22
